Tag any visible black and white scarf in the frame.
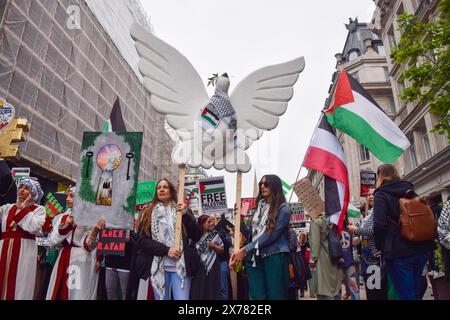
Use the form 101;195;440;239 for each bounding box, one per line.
438;200;450;249
150;202;186;300
196;230;223;274
249;200;270;266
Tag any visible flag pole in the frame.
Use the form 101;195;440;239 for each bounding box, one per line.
174;164;186;251
231;170;243;300
288;113;323;203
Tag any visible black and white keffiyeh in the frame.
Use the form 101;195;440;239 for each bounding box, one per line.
150;202;186;300
249;200;270;266
196;229;223;274
17;177;44;203
438;200;450;249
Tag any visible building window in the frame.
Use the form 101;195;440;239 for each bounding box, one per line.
375;43;386;56
383;67;390;82
388;26;397;49
388;95;396;114
408;134;418;170
420;126;432;161
348;50;360;62
359;144;370;162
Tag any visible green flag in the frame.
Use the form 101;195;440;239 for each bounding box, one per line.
281;179;292;196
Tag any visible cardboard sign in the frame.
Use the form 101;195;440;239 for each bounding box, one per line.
97;228;127;256
134;180;156;213
73;132;143;229
185;181;200;211
241;198;256;216
292;177;325;220
289;202;307;228
42;192;65;233
360;171;376;197
199;176;227;215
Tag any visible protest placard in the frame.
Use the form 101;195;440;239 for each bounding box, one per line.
134;180;156;213
199;176;227;215
360;171;376;197
292;177;325;220
97;228;127;256
241;198;256;216
73;132;143;229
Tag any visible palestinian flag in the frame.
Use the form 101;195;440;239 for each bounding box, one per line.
201;104;220;133
325;69;410;164
303;115;349;232
281;178;292;196
102;96;127;132
347;203;361;219
199;179;225;194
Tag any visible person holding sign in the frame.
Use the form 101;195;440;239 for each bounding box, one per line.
190;215;224;300
229;175;292;300
46;187;105;300
127;179;201;300
0;177;45;300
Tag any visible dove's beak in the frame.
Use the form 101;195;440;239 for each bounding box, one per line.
221;73;229;78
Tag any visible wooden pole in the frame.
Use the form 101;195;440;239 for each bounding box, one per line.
174;164;186;251
231;171;243;300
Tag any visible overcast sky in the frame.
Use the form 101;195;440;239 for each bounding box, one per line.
139;0;376;206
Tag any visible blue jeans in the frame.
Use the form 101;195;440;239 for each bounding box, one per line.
153;271;191;300
386;254;427;300
219;261;229;300
343;266;360;300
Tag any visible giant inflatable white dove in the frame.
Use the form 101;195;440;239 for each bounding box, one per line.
130;23;305;173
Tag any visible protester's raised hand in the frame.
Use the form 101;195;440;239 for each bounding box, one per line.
347;225;358;233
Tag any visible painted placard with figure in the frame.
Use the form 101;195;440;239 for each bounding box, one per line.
72;132;143;229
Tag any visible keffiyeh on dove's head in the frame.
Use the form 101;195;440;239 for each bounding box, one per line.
130;23;305;173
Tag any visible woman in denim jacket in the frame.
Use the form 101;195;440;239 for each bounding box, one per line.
230;175;291;299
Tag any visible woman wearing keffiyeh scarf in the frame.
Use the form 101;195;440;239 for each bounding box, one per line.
229;175;292;300
127;179;201;300
190;215;223;300
0;177;46;299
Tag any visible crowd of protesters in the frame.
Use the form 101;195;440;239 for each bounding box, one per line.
1;157;449;300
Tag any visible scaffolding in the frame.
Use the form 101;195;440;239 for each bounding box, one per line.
0;0;176;184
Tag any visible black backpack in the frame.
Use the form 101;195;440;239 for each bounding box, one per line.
327;223;343;264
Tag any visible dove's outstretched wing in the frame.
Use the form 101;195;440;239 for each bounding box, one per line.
230;57;305;147
130;23;208;136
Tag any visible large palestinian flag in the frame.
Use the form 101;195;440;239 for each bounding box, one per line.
325;69;410;163
303;115;349;232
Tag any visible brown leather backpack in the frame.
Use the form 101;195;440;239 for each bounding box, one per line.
399;194;436;242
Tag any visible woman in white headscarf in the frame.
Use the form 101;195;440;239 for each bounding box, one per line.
0;177;46;300
46;186;105;300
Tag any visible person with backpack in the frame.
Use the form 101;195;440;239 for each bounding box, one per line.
229;175;291;300
373;164;435;300
309;213;343;300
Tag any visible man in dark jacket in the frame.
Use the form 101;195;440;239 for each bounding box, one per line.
373;179;434;300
